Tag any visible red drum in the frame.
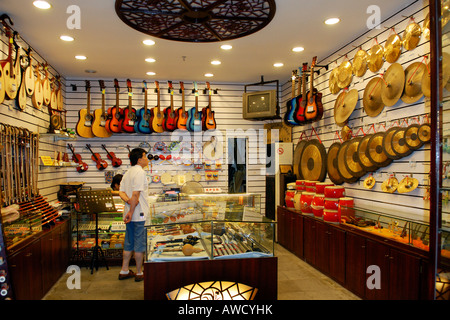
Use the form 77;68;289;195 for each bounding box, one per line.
324;186;345;198
338;197;355;219
300;192;315;215
294;191;302;211
285;190;295;208
315;182;334;195
324;198;339;210
304;181;317;193
311;194;325;218
296;180;306;191
323;209;340;224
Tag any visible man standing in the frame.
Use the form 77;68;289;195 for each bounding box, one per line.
118;148;149;282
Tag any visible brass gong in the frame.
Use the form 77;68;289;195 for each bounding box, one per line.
402;62;426;103
363;77;385;117
334;89;359;127
367;44;384;73
327;142;344;185
382;127;402;160
353;49;368;77
344;137;366;178
299;139;327;182
418;123;431;143
293;140;308;179
403;21;422;51
357;134;379;172
384;33;402;63
336;140;359;183
366;132;392;167
381;63;405;107
404;124;424;150
391;127;413;157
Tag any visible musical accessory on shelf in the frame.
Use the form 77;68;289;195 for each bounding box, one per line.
67;143;88;173
284;70;299;126
163;80;178;132
86;144;108;170
305;57;323;122
187;82;202;132
76;80;95;138
295;63;308;124
150;80;164;133
121;79;137;133
176;81;188;130
202;81;216;130
106;78;124;134
135;80;152;134
101;144;122;167
92;80;113;138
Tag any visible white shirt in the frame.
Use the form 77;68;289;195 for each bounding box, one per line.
120;165;149;222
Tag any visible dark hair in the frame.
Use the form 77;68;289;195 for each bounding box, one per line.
129;148;146;166
110;174;123;189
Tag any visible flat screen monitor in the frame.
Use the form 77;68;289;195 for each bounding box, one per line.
242;89;278;120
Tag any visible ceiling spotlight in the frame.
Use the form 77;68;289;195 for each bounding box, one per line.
220;45;232;50
60;35;74;42
85;69;97;74
145;58;156;63
273;62;284;68
324;18;340;25
75;55;87;60
146;72;156;76
211;60;221;65
204;73;214;77
143;39;156;46
292;47;304;52
33;1;51;9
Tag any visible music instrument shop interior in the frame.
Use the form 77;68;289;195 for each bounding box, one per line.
0;0;449;302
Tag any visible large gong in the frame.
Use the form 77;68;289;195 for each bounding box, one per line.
299;139;327;182
293;140;307;179
327;142;344;185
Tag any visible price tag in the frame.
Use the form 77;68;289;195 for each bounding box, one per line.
40;156;53;166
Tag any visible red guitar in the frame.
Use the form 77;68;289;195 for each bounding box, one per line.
106;79;124;133
202;82;216;130
86;144;108;170
163;81;178;131
121;79;137;133
101;144;122;167
305;56;323;122
67;144;88;173
175;82;188;130
294;63;308;124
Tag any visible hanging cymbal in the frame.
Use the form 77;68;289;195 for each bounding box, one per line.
334;89;359;126
422;62;431;98
423;13;430;41
443;52;450;84
398;176;419;193
402;62;426;103
336;140;359;183
327;142;344;185
299;139;327;182
404;124;424;150
329;68;341;95
353;49;368;77
391;127;413;157
363;77;385;117
367;44;384;73
381;176;399;193
341;125;352;141
382;127;402;160
403;21;421;51
293;140;307;179
337;60;353;89
442;0;450;29
381;63;405;107
384;33;402;63
357;134;379;172
344;137;366;178
418;123;431;143
366;132;392;167
363;175;376;189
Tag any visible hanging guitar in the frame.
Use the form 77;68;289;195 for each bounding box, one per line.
101;144;122;167
134;80;152;134
163;80;178;132
121;79;137;133
175;81;188;130
86;144;108;170
202;82;216;130
106;78;124;133
187;82;202;132
76;80;95;138
294;63;308;124
150;80;164;133
92;80;113;138
283;70;299;126
67;143;88;173
305;56;323;122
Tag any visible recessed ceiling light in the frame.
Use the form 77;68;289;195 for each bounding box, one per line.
85;69;97;74
325;18;340;25
143;39;155;46
211;60;221;65
220;44;232;50
292;47;304;52
145;58;156;63
60;35;74;42
75;55;87;60
33;1;51;9
204;73;214;77
146;72;156;76
273;62;284;68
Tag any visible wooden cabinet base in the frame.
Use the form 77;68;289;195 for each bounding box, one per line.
144;257;278;300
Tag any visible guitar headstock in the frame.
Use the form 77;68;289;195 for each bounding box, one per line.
168;80;173;94
302;63;308;73
99;80;105;93
311;56;317;69
85;80;91;91
180;81;184;92
114;78;119;92
126;79;132;93
142;80;147;91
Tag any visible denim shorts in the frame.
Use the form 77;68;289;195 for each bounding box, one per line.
124;221;146;253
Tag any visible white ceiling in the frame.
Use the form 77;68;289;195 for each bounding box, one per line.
2;0;418;83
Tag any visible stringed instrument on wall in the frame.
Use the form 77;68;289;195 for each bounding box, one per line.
135;80;152;134
121;79;137;133
1;17;20;101
187;82;202;132
283;70;299;126
23;48;35;97
106;78;124;134
76;80;95;138
32;64;43;109
150;80;164;133
176;81;188;130
41;64;51;106
67;143;88;173
101;144;122;167
92;80;113;138
305;56;323;122
86;144;108;170
163;81;178;132
202;82;216;130
49;77;58;110
16;55;27;111
294;63;308;124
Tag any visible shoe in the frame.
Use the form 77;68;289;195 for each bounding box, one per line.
135;273;144;282
118;270;135;280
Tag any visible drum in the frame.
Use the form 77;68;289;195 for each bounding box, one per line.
315;182;334;195
324;186;345;198
304;180;317;193
300;192;315;215
323;209;340;224
338;197;355;219
296;180;306;191
324;198;339;211
285;183;296;208
311;194;325;218
294;191;302;211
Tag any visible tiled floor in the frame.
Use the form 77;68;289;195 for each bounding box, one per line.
43;243;360;300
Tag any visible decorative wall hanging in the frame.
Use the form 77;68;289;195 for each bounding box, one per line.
115;0;276;42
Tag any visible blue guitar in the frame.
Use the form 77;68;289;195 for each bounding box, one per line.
134;80;152;134
187;82;202;132
284;70;299;126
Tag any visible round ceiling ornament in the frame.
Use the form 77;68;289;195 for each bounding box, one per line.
115;0;276;42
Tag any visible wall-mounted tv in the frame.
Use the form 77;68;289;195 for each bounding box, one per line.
242;89;279;120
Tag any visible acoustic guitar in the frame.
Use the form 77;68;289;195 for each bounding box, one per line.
187;82;202;132
76;80;95;138
284;70;299;126
32;64;43;109
294;63;308;124
305;56;323;122
86;144;108;170
150;81;164;133
135;80;152;134
121;79;137;133
92;80;113;138
175;81;188;130
202;82;216;130
163;80;178;132
101;144;122;167
106;79;124;134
